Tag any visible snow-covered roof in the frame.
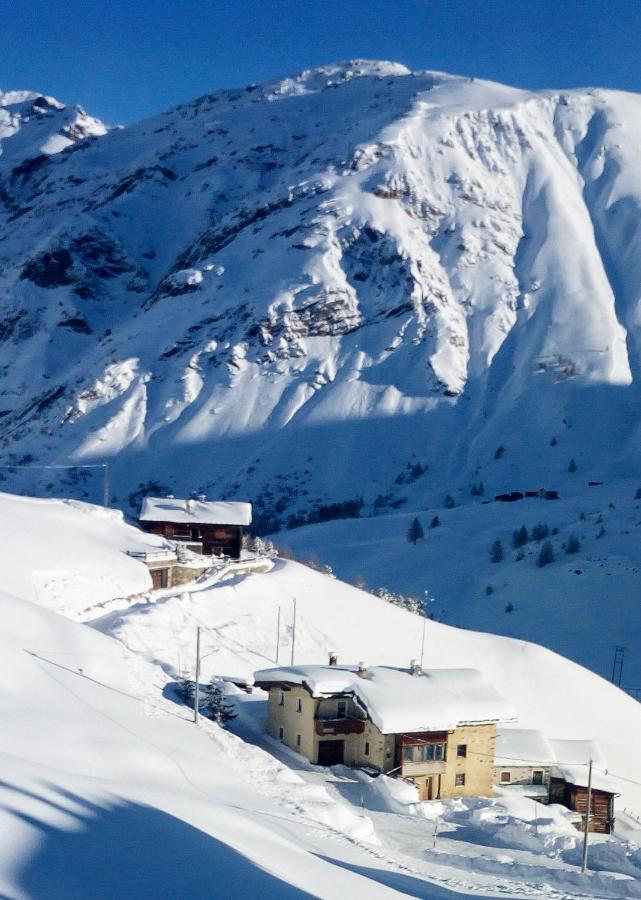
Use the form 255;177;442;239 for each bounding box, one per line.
140;497;252;526
495;728;556;767
549;739;616;793
495;729;617;794
253;664;515;734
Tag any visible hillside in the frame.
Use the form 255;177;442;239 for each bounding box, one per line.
1;61;641;531
3;492;641;897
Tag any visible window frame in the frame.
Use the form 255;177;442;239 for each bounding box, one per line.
500;771;511;784
532;770;544;785
278;690;285;707
278;726;284;741
296;733;302;748
455;773;466;787
296;697;303;713
336;699;348;720
457;744;467;758
364;741;370;757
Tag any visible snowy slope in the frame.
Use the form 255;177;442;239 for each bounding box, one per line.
0;491;166;616
0;587;437;899
2;61;641;528
93;557;641;819
3;490;641;897
273;477;641;691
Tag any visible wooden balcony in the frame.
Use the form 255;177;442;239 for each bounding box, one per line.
314;717;365;736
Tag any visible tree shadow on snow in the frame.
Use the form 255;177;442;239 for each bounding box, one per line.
2;781;312;899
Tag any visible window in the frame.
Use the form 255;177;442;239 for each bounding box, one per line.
278;726;284;741
402;742;446;764
296;697;303;713
296;733;302;748
278;691;285;707
500;771;511;784
336;700;347;719
364;741;370;757
455;773;466;787
457;744;467;758
532;770;544;785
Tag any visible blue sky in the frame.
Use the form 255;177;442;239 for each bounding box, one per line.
2;0;641;124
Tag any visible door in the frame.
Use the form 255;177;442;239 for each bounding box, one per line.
151;568;168;589
317;740;344;766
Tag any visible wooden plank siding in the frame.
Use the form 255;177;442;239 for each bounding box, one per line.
549;777;615;833
143;522;244;558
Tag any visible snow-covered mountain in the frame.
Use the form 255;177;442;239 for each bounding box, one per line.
2;60;641;530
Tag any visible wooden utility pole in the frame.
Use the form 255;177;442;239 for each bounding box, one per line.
581;759;593;873
290;598;297;666
194;626;201;725
419;618;426;670
102;463;110;508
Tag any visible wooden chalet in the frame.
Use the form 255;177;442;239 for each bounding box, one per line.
139;496;252;559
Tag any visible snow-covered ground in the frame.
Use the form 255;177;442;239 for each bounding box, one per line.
3;494;641;899
274;477;641;691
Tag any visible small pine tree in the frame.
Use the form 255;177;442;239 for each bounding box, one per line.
550;436;557;447
512;525;529;548
429;515;440;528
532;522;549;542
568;458;577;473
407;517;425;544
485;584;494;596
490;539;504;563
515;548;525;562
470;481;485;496
204;679;236;727
537;541;554;568
635;487;641;501
597;525;606;539
505;602;514;613
494;445;505;459
176;672;196;707
565;534;580;555
444;494;455;509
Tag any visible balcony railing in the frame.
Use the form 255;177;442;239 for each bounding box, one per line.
314;717;365;736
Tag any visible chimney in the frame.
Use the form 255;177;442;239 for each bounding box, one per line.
410;659;422;677
357;661;369;679
328;652;338;667
186;498;195;514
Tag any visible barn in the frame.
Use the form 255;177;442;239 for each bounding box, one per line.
139;496;252;559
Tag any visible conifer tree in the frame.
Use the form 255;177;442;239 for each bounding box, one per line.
429;515;440;529
490;539;504;563
407;517;424;544
537;541;554;568
565;534;580;554
204;679;236;727
176;672;196;707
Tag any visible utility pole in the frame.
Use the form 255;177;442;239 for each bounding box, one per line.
276;606;281;664
290;598;297;666
611;646;625;686
581;759;593;874
102;463;110;508
419;618;426;670
194;625;201;725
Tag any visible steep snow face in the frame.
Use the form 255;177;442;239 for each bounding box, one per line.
0;89;106;167
1;63;641;524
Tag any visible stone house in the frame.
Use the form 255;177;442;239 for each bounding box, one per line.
254;659;515;801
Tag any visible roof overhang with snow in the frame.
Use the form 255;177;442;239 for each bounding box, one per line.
140;497;252;526
254;664;516;735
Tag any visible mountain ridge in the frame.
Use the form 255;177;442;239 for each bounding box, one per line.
1;61;641;531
